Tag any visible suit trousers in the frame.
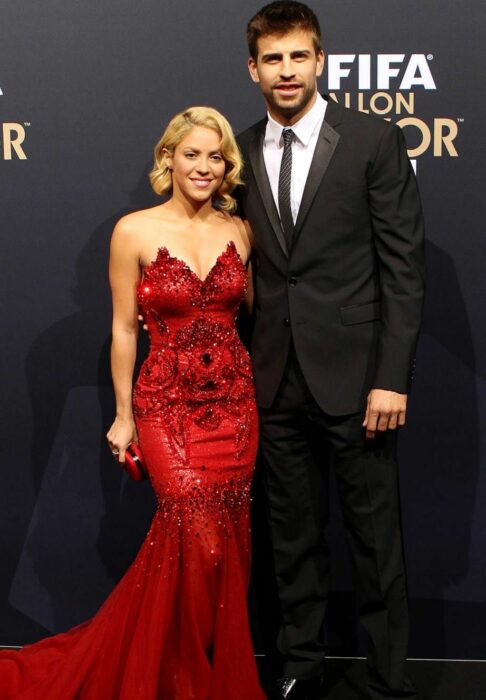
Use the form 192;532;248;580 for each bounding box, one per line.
258;345;417;699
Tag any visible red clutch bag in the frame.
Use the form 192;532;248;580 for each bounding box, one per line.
122;443;147;481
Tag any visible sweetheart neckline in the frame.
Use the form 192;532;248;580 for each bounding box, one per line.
143;240;246;284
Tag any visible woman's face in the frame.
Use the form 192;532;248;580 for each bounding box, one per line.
167;126;226;205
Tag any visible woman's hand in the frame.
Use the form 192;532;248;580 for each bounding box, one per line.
106;417;138;463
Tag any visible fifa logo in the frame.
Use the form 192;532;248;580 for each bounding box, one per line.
326;53;461;164
327;54;436;91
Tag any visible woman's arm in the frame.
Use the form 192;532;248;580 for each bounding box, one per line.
106;218;141;462
234;216;254;313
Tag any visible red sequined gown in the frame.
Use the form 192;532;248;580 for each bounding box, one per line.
0;240;265;700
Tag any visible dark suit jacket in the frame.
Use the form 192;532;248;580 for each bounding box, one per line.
236;96;426;416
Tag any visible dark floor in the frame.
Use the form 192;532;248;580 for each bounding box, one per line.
2;648;485;698
256;657;486;700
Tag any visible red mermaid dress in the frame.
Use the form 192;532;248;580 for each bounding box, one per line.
0;240;265;700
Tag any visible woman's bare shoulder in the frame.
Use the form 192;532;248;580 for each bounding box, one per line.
115;205;166;230
112;205;168;245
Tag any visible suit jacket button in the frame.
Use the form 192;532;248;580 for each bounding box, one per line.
289;277;297;286
283;318;290;327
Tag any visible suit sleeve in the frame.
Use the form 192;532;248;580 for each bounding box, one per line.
368;123;426;393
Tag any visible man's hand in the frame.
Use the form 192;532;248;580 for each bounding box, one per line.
363;389;407;439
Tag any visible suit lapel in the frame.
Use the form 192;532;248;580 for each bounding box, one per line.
292;97;342;247
247;119;289;257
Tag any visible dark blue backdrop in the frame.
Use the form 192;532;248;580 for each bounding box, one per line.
1;0;485;659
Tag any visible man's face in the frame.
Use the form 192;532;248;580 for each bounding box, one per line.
248;29;324;125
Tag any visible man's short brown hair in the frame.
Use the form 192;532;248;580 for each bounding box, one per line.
247;1;322;59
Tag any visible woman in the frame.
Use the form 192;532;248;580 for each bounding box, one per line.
0;107;265;699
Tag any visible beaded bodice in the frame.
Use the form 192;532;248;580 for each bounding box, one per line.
133;240;255;463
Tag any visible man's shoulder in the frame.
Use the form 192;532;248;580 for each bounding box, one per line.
332;96;398;139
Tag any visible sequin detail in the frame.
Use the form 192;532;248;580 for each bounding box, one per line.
133;240;255;465
132;468;253;580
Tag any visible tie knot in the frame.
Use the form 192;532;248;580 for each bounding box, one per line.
282;128;295;147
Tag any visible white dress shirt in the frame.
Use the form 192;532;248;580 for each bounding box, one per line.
263;93;327;224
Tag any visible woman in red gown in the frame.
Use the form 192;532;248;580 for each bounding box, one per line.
0;106;265;699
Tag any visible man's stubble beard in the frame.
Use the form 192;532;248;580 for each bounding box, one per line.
268;83;317;122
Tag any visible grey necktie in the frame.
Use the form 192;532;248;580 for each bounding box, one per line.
278;128;296;246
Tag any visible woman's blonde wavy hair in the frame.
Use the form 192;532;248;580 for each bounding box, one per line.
149;106;243;213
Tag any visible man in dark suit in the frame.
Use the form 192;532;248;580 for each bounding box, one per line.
237;3;425;699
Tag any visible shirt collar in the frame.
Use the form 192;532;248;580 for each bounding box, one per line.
265;93;327;148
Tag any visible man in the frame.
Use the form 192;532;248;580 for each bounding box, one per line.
237;2;425;699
